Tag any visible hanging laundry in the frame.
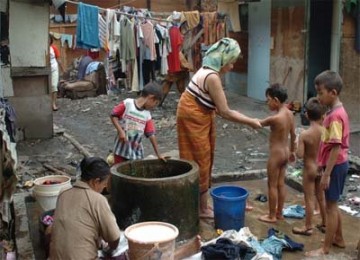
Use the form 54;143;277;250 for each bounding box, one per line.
60;34;73;48
120;17;136;61
202;12;218;45
98;13;108;51
109;12;120;56
217;0;241;32
155;24;170;75
180;10;200;32
140;20;156;61
140;20;156;85
167;26;183;73
76;2;100;49
87;49;100;59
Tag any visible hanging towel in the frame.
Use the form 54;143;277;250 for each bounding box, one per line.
76;2;100;49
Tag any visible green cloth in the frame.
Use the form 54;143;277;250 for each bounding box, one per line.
202;37;241;72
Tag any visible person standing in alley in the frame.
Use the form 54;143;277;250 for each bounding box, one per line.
258;83;296;223
306;70;349;257
292;97;327;236
49;34;65;111
176;38;261;219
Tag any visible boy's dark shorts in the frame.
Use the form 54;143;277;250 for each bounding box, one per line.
325;161;349;202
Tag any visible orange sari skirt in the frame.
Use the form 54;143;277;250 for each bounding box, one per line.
176;91;216;193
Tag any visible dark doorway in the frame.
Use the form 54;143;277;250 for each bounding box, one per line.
306;0;333;99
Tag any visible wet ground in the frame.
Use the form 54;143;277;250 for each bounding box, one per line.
201;179;360;260
13;89;360;259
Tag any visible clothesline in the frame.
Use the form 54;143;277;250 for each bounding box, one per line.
65;0;173;23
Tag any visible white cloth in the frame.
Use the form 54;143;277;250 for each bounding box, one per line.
49;46;58;72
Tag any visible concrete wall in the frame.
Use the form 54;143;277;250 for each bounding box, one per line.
9;2;48;67
247;0;271;101
340;13;360;123
225;72;247;96
8;1;53;139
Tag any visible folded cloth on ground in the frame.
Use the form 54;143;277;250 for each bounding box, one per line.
282;204;305;219
260;228;303;260
201;238;256;260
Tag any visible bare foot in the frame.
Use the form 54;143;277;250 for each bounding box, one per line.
258;214;277;223
321;238;346;248
174;235;202;259
276;214;284;220
305;248;328;257
332;241;346;248
246;203;253;211
199;208;214;219
313;210;320;215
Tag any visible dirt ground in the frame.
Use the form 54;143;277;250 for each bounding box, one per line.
18;89;267;177
14;89;360;259
16;89;360;197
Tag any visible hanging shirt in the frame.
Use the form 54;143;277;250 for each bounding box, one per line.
111;98;155;160
167;26;183;73
120;17;136;61
140;21;157;61
98;13;108;51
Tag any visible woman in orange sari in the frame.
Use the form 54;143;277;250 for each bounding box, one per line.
177;38;261;218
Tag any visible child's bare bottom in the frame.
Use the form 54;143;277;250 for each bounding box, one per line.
259;149;288;223
292;167;317;235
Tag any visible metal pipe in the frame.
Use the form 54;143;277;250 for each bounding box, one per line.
330;0;343;72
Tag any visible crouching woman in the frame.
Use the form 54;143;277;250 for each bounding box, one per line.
50;157;120;259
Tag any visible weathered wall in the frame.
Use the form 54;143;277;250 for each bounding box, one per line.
340;12;360;122
270;6;305;103
8;1;53;139
10;2;48;67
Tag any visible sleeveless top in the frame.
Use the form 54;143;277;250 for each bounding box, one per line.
186;67;218;110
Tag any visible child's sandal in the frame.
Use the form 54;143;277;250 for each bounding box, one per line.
316;224;326;233
292;227;313;236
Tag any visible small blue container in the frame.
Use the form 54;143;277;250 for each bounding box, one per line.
210;185;249;231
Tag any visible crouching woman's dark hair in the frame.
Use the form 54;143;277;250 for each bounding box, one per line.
80;157;110;181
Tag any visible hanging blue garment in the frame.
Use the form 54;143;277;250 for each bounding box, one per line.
76;2;100;49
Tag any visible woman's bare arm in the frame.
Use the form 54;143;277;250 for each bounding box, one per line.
207;74;260;128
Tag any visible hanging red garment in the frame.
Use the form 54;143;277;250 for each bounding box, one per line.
87;49;100;59
167;26;183;73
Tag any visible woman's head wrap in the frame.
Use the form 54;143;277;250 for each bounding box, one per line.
202;38;241;72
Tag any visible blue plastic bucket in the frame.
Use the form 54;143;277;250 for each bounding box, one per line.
210;185;249;231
